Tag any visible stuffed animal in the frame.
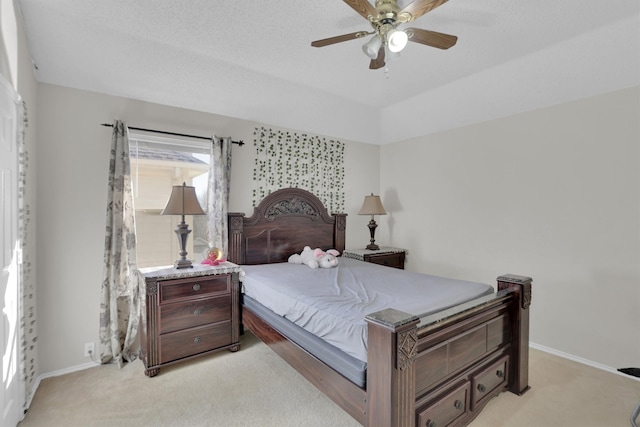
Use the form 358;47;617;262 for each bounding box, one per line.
201;247;226;266
288;246;340;269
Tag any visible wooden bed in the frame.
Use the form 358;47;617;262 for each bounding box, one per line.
228;188;531;427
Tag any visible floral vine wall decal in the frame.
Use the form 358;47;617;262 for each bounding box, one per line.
252;127;345;213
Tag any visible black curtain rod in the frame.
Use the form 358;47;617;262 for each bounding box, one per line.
100;123;244;146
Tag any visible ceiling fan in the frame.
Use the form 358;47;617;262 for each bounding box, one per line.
311;0;458;70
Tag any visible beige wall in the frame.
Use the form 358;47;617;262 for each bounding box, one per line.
379;87;640;369
35;83;380;372
29;84;640;374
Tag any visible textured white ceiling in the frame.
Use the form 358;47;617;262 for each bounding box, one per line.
17;0;640;144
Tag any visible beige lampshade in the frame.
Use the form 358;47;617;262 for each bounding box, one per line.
161;182;206;216
358;194;387;216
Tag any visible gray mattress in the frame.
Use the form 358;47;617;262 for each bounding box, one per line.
240;258;495;388
241;258;494;363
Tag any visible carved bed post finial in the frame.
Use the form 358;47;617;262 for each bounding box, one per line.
497;274;532;396
497;274;532;309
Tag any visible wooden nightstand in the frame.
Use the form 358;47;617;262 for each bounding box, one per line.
342;247;407;269
137;262;242;377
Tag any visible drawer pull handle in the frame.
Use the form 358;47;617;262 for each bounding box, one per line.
477;383;486;393
454;399;463;410
192;284;201;291
194;337;202;344
194;309;202;316
427;420;437;427
496;369;505;378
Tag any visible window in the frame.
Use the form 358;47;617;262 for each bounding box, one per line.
129;133;210;268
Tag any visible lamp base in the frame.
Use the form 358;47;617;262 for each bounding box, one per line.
173;220;194;269
366;218;380;252
174;259;194;269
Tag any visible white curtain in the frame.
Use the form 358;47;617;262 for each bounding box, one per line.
99;120;140;367
207;136;232;255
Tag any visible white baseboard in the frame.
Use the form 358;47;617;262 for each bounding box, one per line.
530;341;640;382
25;342;638;410
26;360;101;409
41;360;101;379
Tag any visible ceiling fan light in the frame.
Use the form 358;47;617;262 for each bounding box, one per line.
387;29;408;53
384;46;401;62
362;36;383;59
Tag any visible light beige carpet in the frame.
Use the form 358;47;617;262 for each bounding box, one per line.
19;332;640;427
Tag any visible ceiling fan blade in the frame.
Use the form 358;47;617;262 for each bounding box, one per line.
311;31;369;47
407;28;457;49
343;0;378;20
398;0;449;23
369;47;385;70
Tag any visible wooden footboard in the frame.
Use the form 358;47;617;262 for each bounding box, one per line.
242;274;532;427
364;274;532;427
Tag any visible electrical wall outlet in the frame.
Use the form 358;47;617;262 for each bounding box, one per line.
84;342;95;357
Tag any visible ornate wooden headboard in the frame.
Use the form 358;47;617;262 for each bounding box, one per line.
227;188;347;265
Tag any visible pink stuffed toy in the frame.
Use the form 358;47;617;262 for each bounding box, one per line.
202;247;226;266
288;246;340;269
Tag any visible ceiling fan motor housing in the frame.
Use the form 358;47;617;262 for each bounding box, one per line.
373;0;400;24
374;0;415;24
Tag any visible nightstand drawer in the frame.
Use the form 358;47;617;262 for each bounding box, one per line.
159;321;232;364
365;252;405;269
160;275;230;304
159;295;231;334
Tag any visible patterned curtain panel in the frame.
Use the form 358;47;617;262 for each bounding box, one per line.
207;136;232;255
99;120;140;367
18;101;36;411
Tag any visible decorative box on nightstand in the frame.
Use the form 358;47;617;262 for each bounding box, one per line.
342;247;407;270
137;262;242;377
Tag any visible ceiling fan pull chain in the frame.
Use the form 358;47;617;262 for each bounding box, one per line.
384;66;390;79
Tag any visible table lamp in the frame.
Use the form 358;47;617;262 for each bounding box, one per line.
161;182;206;268
358;193;387;250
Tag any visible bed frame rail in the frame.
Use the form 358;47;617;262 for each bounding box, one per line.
242;305;368;424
